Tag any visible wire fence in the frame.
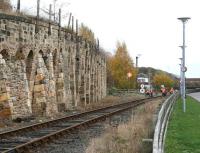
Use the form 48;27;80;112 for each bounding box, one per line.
10;0;71;26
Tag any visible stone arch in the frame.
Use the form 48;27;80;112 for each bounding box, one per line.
0;49;10;61
39;50;49;70
32;50;48;116
26;50;34;81
0;52;11;118
58;48;63;73
52;49;58;76
67;47;71;65
53;49;57;66
38;50;43;57
15;50;25;60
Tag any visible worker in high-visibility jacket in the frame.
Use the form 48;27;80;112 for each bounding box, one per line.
161;87;167;96
170;87;174;94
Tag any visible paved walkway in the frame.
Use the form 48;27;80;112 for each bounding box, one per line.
188;92;200;102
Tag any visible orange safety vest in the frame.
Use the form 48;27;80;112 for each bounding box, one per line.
161;88;166;93
170;88;174;93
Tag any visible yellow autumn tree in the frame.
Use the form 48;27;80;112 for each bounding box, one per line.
110;41;137;89
105;52;114;88
153;73;175;90
79;23;95;43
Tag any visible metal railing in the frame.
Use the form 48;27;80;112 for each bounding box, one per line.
153;92;179;153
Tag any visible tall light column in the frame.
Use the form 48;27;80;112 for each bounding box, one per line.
178;17;190;112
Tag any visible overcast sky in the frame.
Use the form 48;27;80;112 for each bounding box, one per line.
11;0;200;78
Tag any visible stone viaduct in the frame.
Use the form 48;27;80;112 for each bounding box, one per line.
0;12;107;119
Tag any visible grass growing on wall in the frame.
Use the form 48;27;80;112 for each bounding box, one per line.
165;96;200;153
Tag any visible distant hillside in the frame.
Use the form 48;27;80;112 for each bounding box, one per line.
138;67;178;80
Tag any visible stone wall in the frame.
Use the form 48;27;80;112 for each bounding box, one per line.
0;12;106;119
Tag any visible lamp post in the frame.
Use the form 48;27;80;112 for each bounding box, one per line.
178;17;190;112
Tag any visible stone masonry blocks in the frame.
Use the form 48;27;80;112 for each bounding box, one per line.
0;12;107;119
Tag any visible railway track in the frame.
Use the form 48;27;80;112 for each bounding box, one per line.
0;96;161;153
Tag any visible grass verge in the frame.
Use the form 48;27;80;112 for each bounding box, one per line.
165;96;200;153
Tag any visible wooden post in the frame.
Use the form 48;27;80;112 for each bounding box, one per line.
67;13;72;29
49;4;52;21
17;0;20;12
48;4;52;35
59;8;61;27
76;19;78;36
97;38;99;50
58;8;61;38
72;16;74;33
35;0;40;33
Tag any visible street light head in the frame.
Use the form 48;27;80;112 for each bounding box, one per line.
177;17;191;23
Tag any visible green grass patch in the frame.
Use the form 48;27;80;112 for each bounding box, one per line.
165;96;200;153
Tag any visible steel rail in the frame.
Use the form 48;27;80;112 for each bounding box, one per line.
0;96;161;153
0;97;150;138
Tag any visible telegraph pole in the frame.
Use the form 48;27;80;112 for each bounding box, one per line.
178;17;190;113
